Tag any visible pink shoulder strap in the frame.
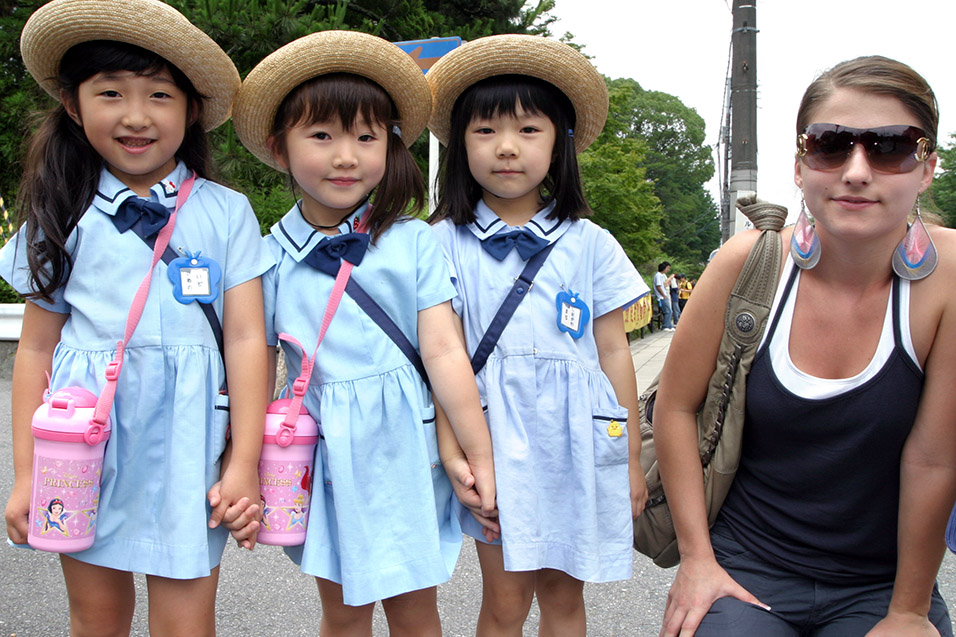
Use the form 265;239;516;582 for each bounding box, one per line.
86;174;196;443
275;217;368;445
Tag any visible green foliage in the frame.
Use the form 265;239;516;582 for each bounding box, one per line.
602;77;720;266
930;134;956;228
0;1;47;204
580;134;661;268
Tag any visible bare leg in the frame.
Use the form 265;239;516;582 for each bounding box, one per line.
381;586;441;637
60;555;135;637
474;542;535;637
145;565;220;636
316;577;375;637
535;568;585;637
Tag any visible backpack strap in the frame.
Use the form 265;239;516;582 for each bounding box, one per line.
470;241;557;375
345;279;430;390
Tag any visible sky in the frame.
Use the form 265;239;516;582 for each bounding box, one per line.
549;0;956;232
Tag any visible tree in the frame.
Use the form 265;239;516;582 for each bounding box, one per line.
580;78;661;268
0;1;45;205
603;77;720;266
930;133;956;228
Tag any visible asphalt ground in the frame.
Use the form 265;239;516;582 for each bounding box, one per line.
0;333;954;635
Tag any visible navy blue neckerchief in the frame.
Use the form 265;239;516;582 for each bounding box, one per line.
112;203;227;388
470;235;557;375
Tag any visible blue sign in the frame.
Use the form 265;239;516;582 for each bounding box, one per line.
395;37;462;73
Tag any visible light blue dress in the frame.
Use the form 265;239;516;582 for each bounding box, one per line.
0;162;273;579
432;201;649;583
262;203;461;606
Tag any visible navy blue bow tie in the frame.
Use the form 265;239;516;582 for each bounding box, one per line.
303;233;370;276
480;228;550;261
112;196;171;239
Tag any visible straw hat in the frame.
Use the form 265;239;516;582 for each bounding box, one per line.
233;30;431;170
427;34;608;153
19;0;240;131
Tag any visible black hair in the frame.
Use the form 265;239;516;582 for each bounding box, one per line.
269;73;424;243
658;262;670;272
17;40;209;302
430;75;589;225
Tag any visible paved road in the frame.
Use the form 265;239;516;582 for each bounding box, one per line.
0;335;954;635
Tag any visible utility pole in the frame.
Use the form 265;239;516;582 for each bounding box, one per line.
724;0;758;241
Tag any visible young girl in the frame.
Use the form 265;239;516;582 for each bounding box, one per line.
427;34;649;635
2;0;271;633
231;31;494;636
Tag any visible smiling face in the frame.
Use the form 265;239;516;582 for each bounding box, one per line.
65;68;189;196
464;102;556;223
794;87;936;244
272;116;387;230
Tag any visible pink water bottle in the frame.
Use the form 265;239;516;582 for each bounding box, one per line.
258;394;318;546
28;387;110;553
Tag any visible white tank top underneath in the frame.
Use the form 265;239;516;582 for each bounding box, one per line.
759;256;919;400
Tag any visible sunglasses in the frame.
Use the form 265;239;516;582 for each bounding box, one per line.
797;124;932;174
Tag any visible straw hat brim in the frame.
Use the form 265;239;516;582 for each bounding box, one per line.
20;0;240;131
233;30;431;171
427;34;608;153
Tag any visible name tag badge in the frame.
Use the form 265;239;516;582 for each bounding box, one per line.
555;289;589;339
168;250;221;304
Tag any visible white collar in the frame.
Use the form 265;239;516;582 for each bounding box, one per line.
271;201;371;262
92;161;196;216
464;199;572;243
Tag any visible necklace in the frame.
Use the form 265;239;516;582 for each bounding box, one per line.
297;203;355;231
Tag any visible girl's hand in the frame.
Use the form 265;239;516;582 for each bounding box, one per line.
660;555;767;637
469;456;497;518
866;611;940;637
207;481;261;550
5;478;31;544
209;466;261;550
629;461;649;518
443;454;500;541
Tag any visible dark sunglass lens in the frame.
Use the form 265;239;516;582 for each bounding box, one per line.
862;128;919;173
805;128;853;169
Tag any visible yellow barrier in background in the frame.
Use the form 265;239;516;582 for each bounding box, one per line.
624;293;652;332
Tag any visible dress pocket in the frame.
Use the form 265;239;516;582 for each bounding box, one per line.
593;410;629;467
421;403;439;465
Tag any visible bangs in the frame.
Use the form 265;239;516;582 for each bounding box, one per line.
59;41;199;98
273;73;396;135
452;75;575;128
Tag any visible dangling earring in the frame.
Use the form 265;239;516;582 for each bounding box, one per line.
790;197;820;269
892;195;938;280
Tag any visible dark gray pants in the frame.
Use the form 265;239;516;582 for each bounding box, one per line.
694;524;953;636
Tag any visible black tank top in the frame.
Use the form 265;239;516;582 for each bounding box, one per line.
718;267;923;583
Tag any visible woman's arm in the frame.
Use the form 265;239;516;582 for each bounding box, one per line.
868;233;956;636
418;300;496;517
5;302;67;543
654;231;767;636
593;308;646;517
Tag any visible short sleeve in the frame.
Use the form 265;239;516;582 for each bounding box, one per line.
218;189;273;291
260;237;281;347
0;226;71;314
590;225;650;317
413;221;456;312
429;219;463;316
